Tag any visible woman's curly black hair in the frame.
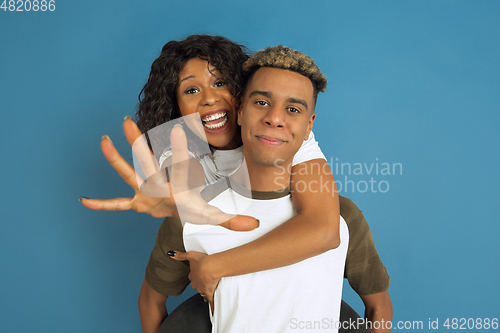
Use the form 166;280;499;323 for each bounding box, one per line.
135;35;251;135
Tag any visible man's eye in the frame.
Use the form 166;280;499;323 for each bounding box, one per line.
256;101;268;106
288;107;300;113
185;88;199;94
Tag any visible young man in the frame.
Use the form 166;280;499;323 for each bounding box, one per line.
156;196;392;333
141;46;349;332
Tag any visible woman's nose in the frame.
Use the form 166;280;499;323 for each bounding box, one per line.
201;88;220;106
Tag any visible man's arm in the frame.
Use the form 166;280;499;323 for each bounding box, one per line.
360;290;393;333
138;278;168;333
206;158;339;276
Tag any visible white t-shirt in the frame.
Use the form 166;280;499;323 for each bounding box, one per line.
183;180;349;333
159;131;325;185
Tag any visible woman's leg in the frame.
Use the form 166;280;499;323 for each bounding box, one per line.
159;296;370;333
158;294;211;333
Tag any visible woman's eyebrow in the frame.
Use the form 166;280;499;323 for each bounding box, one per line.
178;75;195;85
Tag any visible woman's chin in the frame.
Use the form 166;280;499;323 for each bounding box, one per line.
206;132;241;150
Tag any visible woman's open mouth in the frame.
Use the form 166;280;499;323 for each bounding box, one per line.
201;111;228;130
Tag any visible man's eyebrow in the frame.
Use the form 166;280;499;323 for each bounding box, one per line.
287;97;308;110
178;75;195;85
248;90;272;99
248;91;308;110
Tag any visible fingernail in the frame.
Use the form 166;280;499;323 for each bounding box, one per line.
102;135;111;141
256;219;260;228
124;115;132;121
173;123;183;129
79;197;89;202
167;251;176;257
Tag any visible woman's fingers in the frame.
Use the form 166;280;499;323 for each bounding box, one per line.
124;117;165;182
100;135;143;190
123;116;143;146
167;126;259;230
93;120;258;229
168;251;187;261
138;176;172;197
80;119;178;216
170;125;190;162
207;295;214;312
168;124;261;230
123;118;171;197
169;125;191;194
80;196;133;211
219;215;260;231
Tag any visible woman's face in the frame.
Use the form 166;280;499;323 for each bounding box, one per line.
176;57;242;150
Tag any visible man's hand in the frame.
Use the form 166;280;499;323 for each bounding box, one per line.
170;250;219;312
80;117;258;231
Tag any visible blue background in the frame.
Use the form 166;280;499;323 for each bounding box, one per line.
1;0;499;332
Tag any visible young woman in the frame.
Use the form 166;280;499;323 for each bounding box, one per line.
81;35;341;333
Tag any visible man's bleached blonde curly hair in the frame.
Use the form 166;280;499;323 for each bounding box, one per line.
242;45;327;104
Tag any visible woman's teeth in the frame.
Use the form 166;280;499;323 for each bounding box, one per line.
203;112;226;122
202;112;228;130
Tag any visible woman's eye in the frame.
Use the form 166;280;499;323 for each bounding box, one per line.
185;88;199;94
214;80;225;88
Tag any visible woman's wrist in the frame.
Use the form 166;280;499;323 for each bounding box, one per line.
202;253;226;281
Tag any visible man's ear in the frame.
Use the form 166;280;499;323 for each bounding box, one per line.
304;113;316;140
237;104;243;126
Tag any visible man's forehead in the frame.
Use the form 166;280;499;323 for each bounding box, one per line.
249;66;311;87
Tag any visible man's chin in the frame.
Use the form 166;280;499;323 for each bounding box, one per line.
255;156;291;168
243;147;293;168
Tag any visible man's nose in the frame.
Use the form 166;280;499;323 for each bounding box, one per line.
263;106;285;128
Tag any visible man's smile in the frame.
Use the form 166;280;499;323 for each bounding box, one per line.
255;135;287;146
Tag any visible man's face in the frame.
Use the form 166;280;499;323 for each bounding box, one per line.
238;67;316;167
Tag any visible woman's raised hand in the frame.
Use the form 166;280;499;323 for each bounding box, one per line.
80;117;176;217
80;117;258;231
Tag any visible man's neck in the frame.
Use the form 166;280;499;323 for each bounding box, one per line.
232;157;291;192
